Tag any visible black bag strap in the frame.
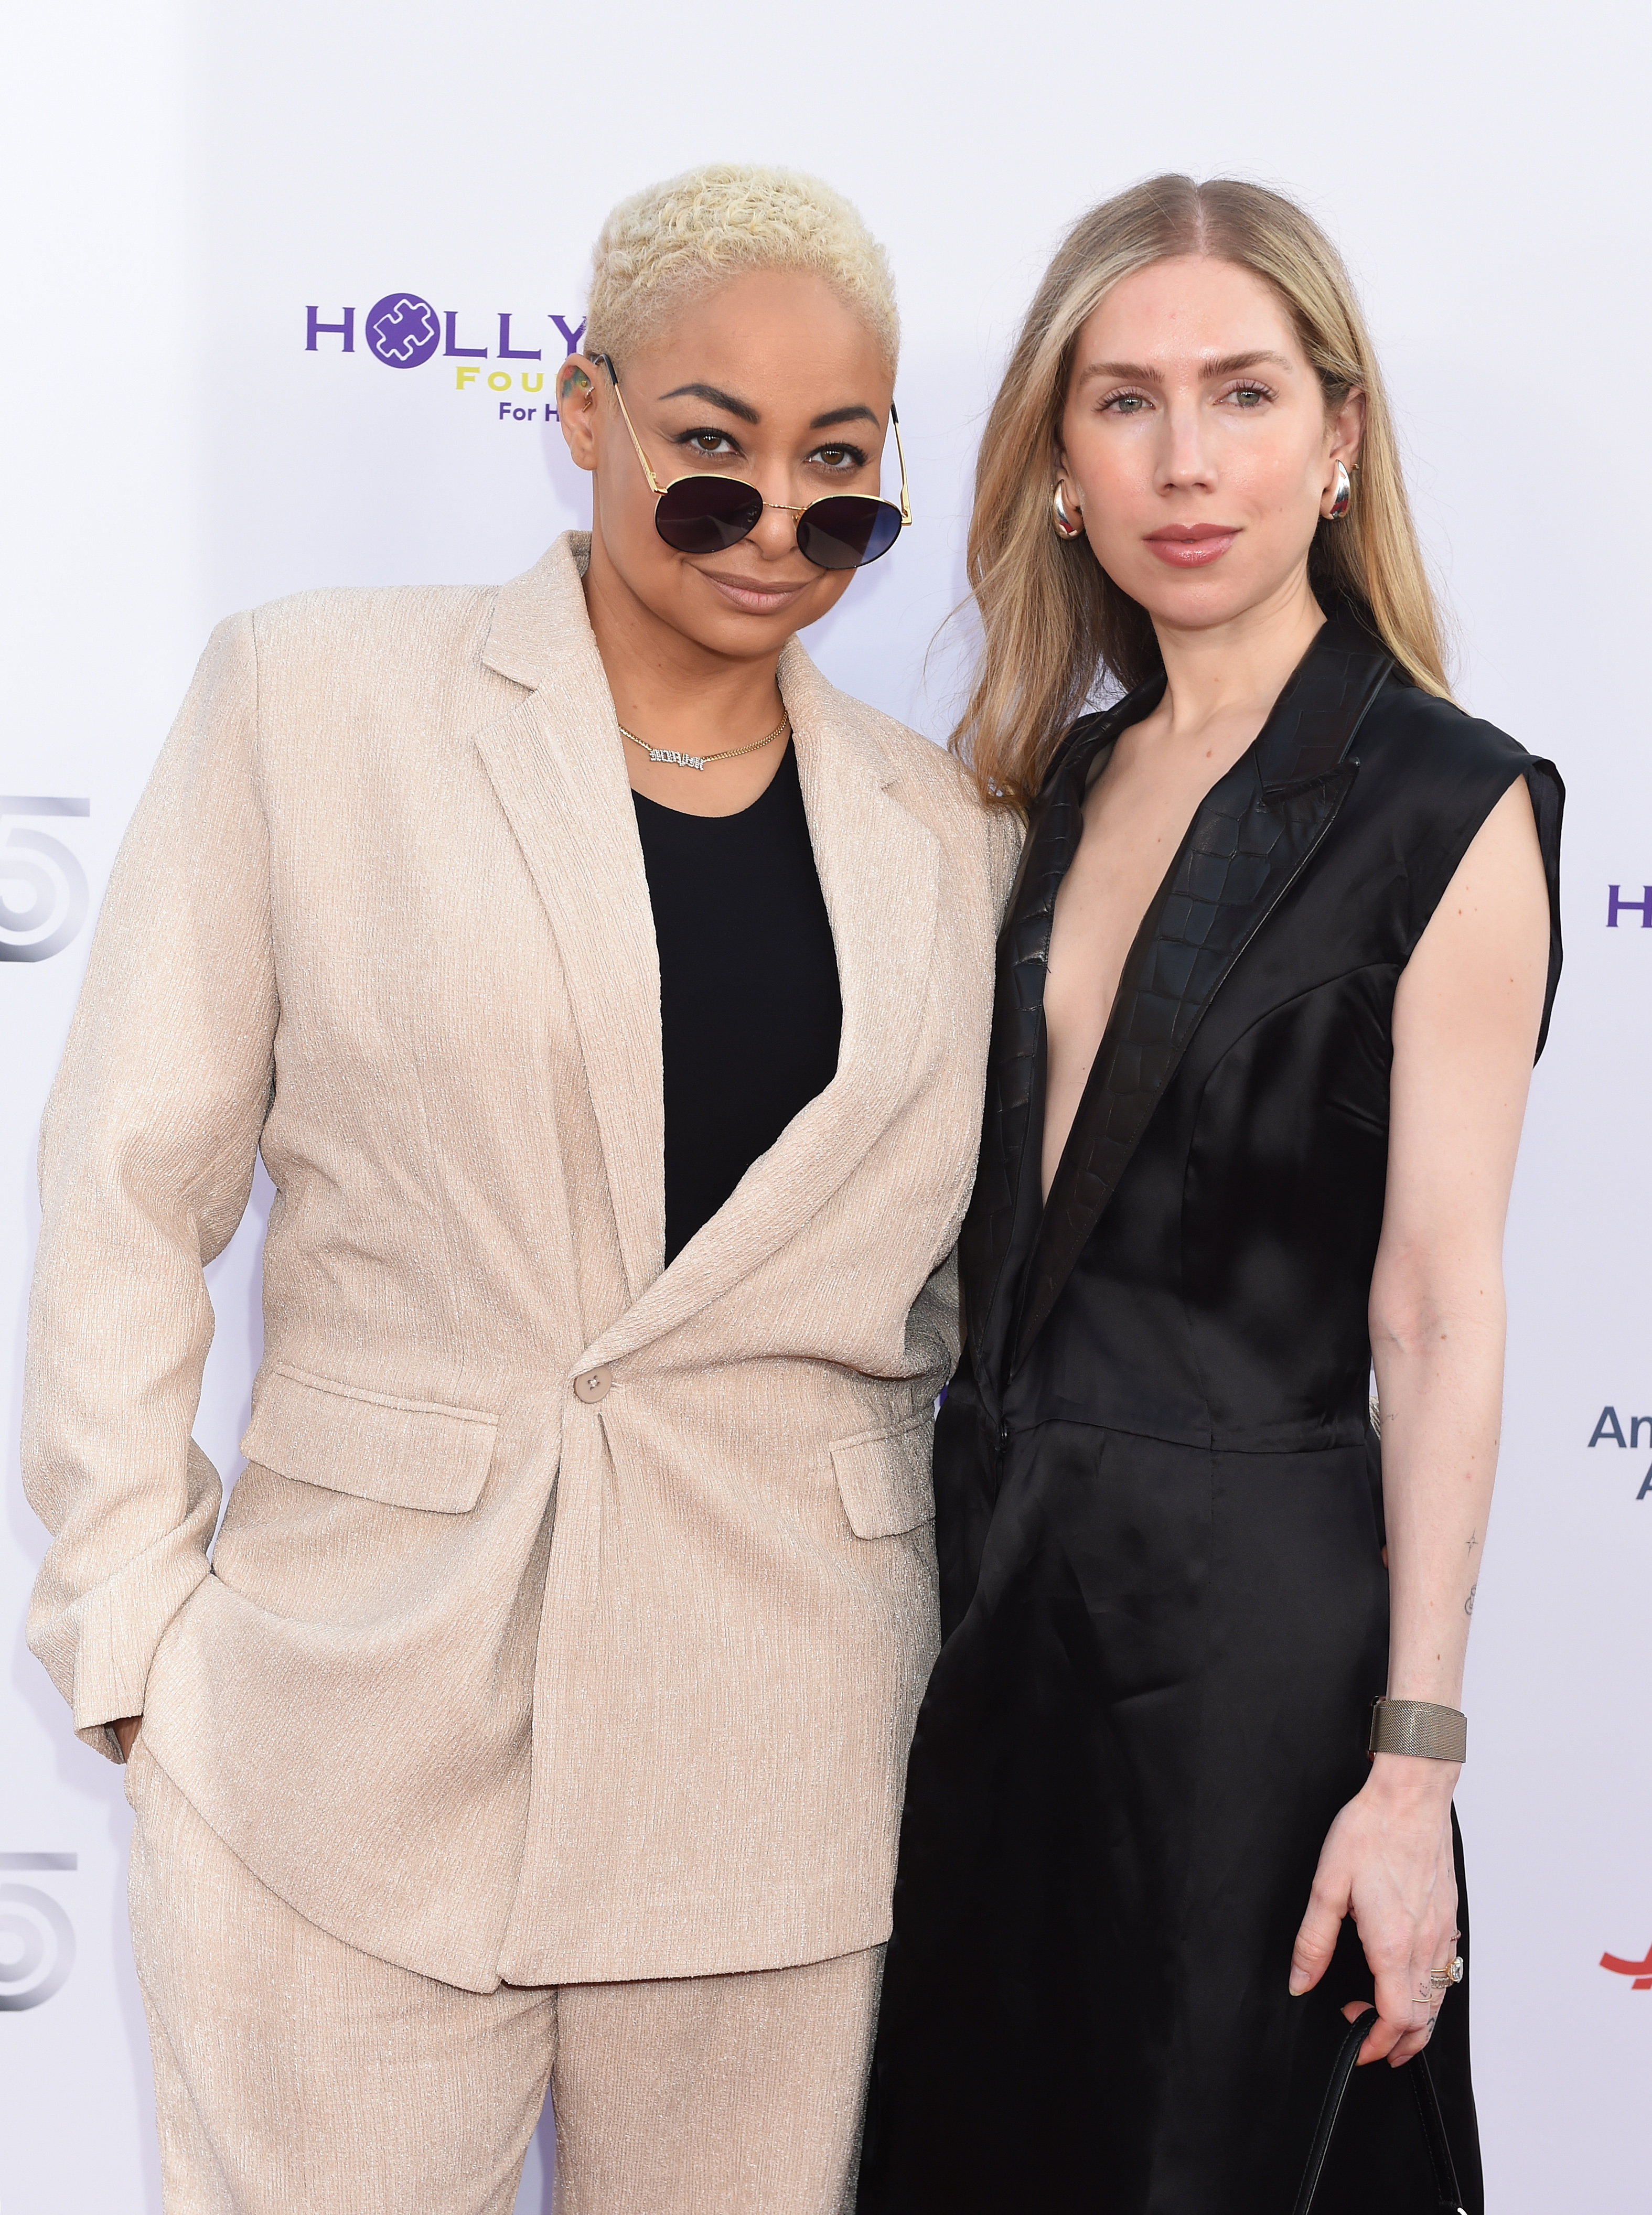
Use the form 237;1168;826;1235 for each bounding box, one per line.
1408;2046;1467;2213
1292;2007;1377;2215
1292;2007;1467;2214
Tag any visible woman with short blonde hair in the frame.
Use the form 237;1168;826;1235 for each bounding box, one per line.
24;162;1013;2215
858;175;1561;2213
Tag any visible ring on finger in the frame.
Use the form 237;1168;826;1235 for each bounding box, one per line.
1429;1954;1465;1993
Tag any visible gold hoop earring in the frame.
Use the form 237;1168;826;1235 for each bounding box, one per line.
1326;460;1351;522
1052;483;1084;540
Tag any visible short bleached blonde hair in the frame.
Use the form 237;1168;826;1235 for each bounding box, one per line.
584;163;899;373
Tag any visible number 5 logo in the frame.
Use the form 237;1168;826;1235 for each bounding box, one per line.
0;797;90;963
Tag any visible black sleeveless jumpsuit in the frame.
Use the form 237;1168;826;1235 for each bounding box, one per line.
856;609;1563;2214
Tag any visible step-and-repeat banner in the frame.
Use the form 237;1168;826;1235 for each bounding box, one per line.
3;3;1646;2207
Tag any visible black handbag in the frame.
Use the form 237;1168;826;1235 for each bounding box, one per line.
1291;2007;1467;2214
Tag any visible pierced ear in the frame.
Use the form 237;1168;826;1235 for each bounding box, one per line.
1331;385;1367;470
556;354;603;471
557;356;599;411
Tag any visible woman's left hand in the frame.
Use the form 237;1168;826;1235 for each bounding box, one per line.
1289;1754;1461;2066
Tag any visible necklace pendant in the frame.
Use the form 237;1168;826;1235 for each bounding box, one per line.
618;715;783;771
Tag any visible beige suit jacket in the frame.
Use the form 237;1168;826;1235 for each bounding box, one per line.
23;533;1018;1990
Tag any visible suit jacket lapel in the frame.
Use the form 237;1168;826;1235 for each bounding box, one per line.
581;641;941;1366
959;679;1164;1372
473;535;667;1306
1008;618;1395;1372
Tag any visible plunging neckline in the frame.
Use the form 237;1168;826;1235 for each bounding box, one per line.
958;611;1401;1384
1038;715;1261;1203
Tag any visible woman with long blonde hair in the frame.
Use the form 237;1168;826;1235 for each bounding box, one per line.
857;176;1561;2213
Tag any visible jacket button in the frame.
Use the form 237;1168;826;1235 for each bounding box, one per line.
574;1365;613;1404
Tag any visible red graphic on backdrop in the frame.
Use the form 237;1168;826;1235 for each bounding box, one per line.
1600;1943;1652;1990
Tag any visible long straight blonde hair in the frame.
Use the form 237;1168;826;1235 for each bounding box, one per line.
955;176;1450;813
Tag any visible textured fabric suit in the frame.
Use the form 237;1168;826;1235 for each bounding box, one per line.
123;1741;889;2215
23;531;1018;2013
857;609;1563;2213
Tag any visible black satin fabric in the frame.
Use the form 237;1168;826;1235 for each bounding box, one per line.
856;609;1563;2215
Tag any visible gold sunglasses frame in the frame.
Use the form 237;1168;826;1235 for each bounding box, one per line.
586;352;913;551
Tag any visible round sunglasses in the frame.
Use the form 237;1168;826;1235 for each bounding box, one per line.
589;353;911;572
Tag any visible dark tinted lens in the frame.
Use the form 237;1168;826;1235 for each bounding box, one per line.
795;497;904;571
654;476;765;554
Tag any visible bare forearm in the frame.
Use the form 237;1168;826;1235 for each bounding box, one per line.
1371;1287;1505;1709
1293;777;1547;2062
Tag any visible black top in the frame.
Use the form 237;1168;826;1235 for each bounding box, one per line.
962;613;1563;1457
633;741;842;1266
858;607;1564;2215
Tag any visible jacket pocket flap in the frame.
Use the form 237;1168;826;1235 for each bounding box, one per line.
830;1407;936;1540
240;1365;498;1514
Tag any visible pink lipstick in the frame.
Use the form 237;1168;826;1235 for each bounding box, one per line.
1144;524;1240;568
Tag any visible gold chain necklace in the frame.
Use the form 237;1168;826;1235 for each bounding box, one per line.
617;713;789;773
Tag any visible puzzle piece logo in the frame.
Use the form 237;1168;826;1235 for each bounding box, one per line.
364;292;441;369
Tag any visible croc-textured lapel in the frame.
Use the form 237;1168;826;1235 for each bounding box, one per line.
959;674;1163;1373
962;617;1394;1377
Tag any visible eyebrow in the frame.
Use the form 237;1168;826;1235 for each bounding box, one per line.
654;385;881;434
1076;349;1296;388
810;404;880;429
656;382;760;424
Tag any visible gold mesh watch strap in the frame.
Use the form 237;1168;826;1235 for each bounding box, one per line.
1367;1698;1467;1763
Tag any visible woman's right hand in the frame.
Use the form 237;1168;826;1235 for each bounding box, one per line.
113;1716;141;1761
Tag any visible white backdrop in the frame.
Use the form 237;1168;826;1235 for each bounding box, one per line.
4;2;1648;2207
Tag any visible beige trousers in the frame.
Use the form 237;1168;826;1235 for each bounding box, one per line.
126;1746;883;2215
